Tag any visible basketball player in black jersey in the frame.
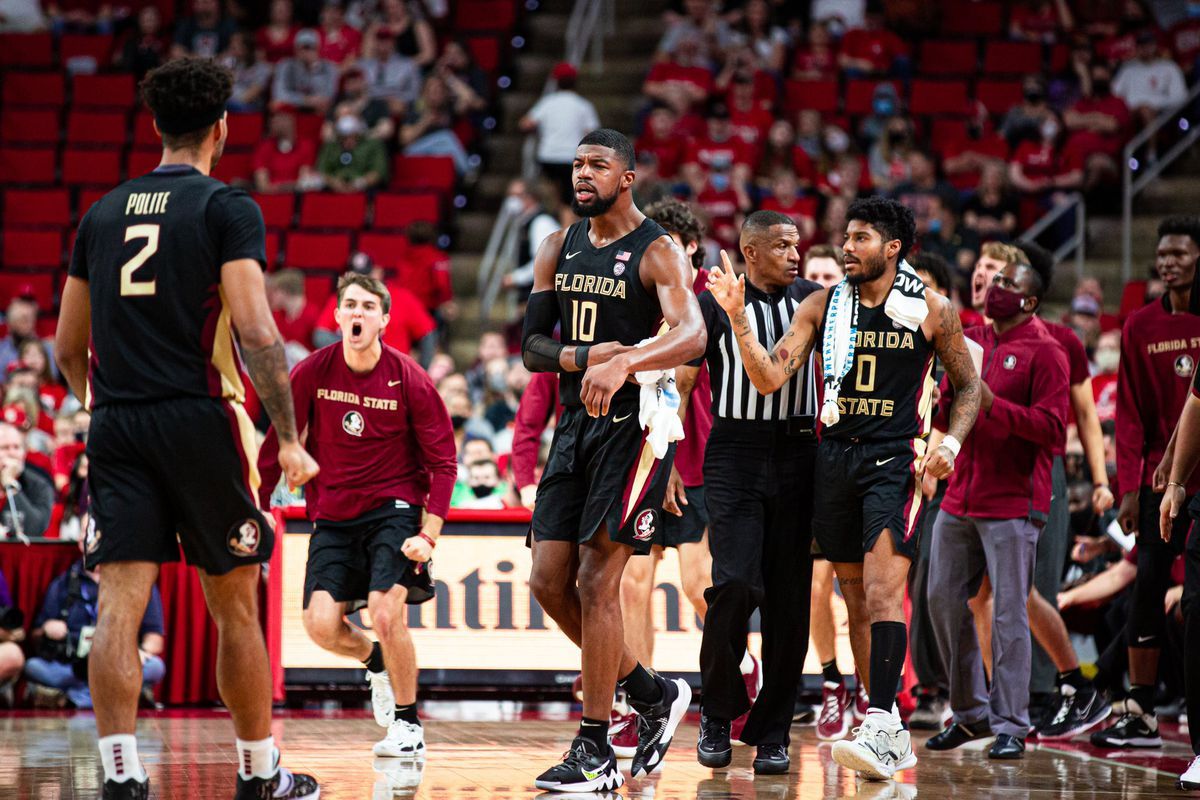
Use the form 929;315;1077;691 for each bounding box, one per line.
710;197;980;781
55;59;320;800
521;129;706;792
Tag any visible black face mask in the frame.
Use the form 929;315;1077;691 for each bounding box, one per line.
471;484;494;499
451;415;467;430
1024;88;1045;103
1092;79;1110;94
887;130;906;146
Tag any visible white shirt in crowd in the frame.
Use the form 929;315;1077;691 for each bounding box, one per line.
1113;57;1189;110
526;90;599;165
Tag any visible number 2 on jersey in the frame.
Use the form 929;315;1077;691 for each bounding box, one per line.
121;224;159;297
570;299;597;342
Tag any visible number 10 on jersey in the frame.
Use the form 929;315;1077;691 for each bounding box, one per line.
570;299;597;343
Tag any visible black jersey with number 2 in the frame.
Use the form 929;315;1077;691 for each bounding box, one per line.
554;217;669;408
68;165;267;408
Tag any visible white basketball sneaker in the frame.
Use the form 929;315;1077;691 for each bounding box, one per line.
832;708;916;781
367;670;395;728
374;719;426;758
1180;754;1200;790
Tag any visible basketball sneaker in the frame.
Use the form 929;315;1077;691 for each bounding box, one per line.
367;670;395;728
696;712;732;768
533;737;624;792
1036;684;1111;741
630;677;693;777
1180;754;1200;790
234;767;320;799
374;720;426;758
817;681;852;741
1088;698;1162;748
853;675;869;721
831;708;916;781
908;693;951;731
102;778;149;799
609;711;639;759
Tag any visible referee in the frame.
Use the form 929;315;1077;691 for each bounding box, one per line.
692;210;820;774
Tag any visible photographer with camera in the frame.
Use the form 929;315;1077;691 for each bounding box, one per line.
24;541;164;709
0;421;54;539
0;567;26;706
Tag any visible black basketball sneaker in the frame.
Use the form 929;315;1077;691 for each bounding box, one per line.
1088;698;1162;748
101;778;149;799
1036;685;1111;740
533;737;623;792
235;765;321;799
630;677;693;777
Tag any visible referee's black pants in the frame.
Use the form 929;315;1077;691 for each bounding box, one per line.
699;418;815;745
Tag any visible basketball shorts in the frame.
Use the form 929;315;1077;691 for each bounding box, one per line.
661;485;707;547
531;401;675;555
811;437;926;563
85;397;272;575
303;503;433;610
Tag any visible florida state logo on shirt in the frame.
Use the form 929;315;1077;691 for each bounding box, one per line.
1177;354;1196;378
343;410;365;437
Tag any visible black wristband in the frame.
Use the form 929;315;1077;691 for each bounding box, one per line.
574;345;591;369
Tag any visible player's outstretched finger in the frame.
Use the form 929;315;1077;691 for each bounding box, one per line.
720;249;733;272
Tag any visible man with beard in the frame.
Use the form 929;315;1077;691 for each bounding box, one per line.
55;58;320;799
709;196;980;780
521;129;706;792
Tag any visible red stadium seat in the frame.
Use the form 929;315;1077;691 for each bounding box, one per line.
62;148;121;187
60;34;114;66
226;113;266;149
0;273;56;308
126;148;162;178
976;79;1024;115
77;188;107;218
304;276;335;307
984;41;1042;75
3;73;65;107
783;79;841;115
3;189;70;228
845;80;896;116
0;33;54;67
465;35;501;73
356;232;409;268
299;193;368;230
2;229;62;269
941;2;1004;37
265;231;280;268
909;79;969;116
390;156;457;193
918;40;977;76
211;151;253;184
72;74;136;108
0;110;59;144
1049;43;1070;72
284;232;351;270
66;110;128;145
455;0;517;31
373;193;441;229
132;111;160;146
252;193;296;229
0;148;57;184
929;118;968;153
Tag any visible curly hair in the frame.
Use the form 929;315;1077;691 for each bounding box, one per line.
644;198;705;270
140;57;233;150
1158;215;1200;248
845;197;917;261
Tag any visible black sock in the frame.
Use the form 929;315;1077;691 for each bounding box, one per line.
822;660;842;685
618;663;663;708
363;642;385;674
867;621;907;713
1057;668;1089;693
1129;684;1155;716
394;703;420;726
578;716;607;751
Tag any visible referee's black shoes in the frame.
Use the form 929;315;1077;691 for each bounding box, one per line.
696;713;732;768
924;720;991;751
101;778;148;799
753;743;790;774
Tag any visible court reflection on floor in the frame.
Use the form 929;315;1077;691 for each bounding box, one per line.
1;711;1187;799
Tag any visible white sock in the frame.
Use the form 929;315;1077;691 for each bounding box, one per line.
236;737;278;780
739;650;755;675
99;734;146;783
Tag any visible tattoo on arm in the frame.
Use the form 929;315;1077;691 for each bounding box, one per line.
730;312;815;391
933;299;980;443
242;339;299;444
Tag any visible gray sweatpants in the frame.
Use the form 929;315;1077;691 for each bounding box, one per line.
929;512;1040;738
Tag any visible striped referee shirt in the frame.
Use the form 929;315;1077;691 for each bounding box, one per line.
694;277;821;421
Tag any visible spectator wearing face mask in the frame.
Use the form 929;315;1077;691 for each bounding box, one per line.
1002;76;1056;149
1092;329;1120;424
450;458;510;509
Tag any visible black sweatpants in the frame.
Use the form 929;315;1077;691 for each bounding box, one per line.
908;482;947;695
699;419;815;745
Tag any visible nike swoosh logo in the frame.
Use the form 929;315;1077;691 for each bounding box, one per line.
613;413;631;423
388;380;402;387
876;457;896;466
1137;635;1154;642
565;251;581;260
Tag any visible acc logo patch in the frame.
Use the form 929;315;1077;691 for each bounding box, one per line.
1176;354;1195;378
1003;355;1017;370
228;519;261;556
613;263;625;277
633;509;656;541
343;410;365;437
85;516;101;555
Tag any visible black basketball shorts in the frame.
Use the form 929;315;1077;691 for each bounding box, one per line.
85;397;272;575
531;401;676;555
661;485;707;547
303;503;434;610
811;436;926;563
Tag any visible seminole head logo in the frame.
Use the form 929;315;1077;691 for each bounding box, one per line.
1177;354;1195;378
633;510;656;542
343;410;365;437
228;520;261;556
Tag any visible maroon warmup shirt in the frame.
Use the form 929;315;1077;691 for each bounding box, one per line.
259;343;457;521
676;269;713;488
1116;295;1200;496
1042;319;1091;453
511;371;562;491
937;316;1069;520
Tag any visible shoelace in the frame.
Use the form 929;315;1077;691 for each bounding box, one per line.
701;718;727;739
1049;694;1075;727
820;691;843;725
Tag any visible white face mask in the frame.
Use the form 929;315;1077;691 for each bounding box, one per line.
1095;348;1120;373
502;195;525;215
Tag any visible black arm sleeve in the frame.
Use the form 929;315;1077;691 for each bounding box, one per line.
522;290;566;373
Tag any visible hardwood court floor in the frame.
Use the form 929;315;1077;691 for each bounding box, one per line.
1;707;1192;799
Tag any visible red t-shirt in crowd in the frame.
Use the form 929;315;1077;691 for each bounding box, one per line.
319;23;362;64
258;343;457;520
839;27;908;72
252;137;317;185
1012;140;1085;184
1067;95;1130;158
644;62;714;105
791;45;837;79
636;130;687;178
674;269;713;487
397;244;453;312
256;25;299;64
728;104;775;152
1010;4;1062;40
942;134;1009;191
695;184;741;247
316;284;436;355
273;304;322;350
684;135;753;172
